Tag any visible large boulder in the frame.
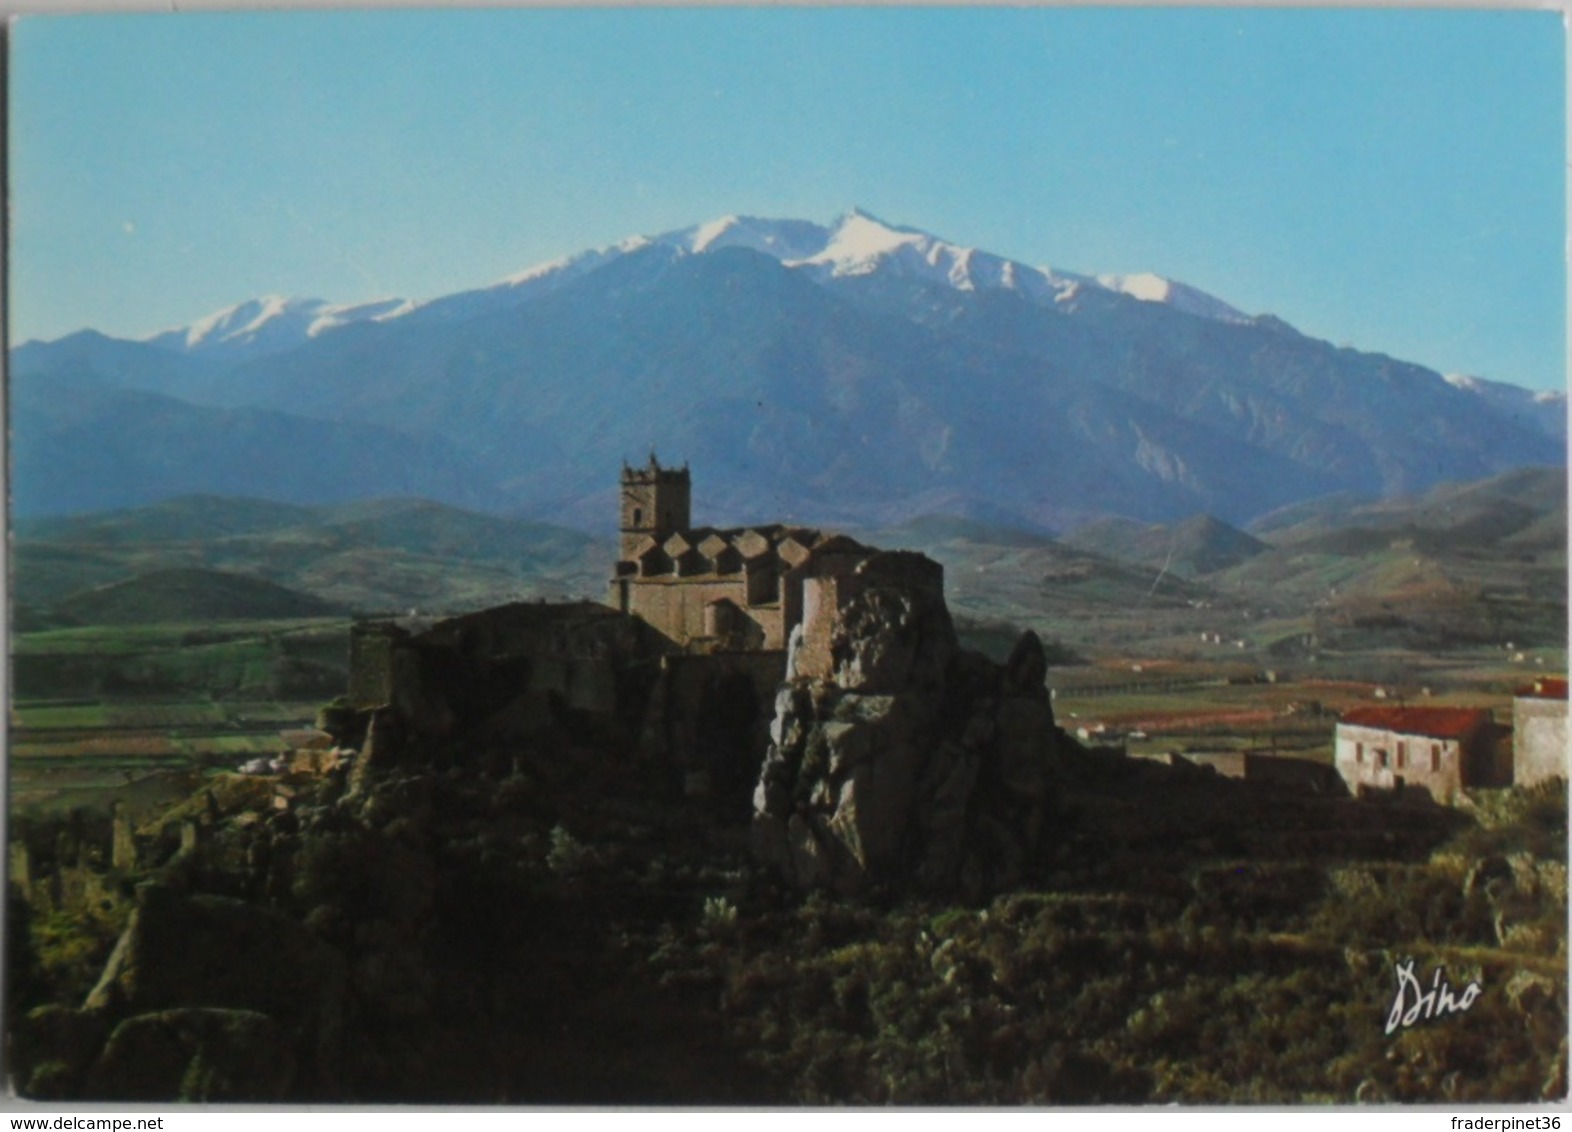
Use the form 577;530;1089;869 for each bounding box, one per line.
84;1008;296;1102
81;883;348;1096
9;1004;111;1100
753;557;1069;896
827;552;956;695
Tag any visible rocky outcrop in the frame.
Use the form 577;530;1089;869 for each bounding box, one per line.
753;553;1071;896
8;1004;112;1100
53;883;349;1098
12;890;344;1100
78;886;347;1094
86;1008;296;1102
12;761;447;1102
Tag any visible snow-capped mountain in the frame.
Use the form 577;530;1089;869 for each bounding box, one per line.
13;209;1564;526
656;209;1084;306
142;294;415;364
136;210;1255;364
654;209;1247;323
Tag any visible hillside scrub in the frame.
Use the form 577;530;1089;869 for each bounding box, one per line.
649;784;1567;1104
8;705;1564;1104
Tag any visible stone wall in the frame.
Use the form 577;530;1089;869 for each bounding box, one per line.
620;573;785;650
348;601;675;745
347;623;402;707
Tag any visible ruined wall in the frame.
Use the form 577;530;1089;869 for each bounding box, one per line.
356;602;675;745
1177;751;1247;778
614;540;820;651
793;573;842;682
347;624;401;707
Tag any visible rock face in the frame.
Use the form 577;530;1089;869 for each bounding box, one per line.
77;883;348;1097
87;1008;296;1102
10;876;353;1101
753;553;1070;896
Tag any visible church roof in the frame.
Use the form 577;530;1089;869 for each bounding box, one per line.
619;523;869;577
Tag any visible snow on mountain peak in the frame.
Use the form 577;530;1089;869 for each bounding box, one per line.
306;297;415;339
1097;273;1250;324
145;293;415;360
140;208;1267;365
689;216;742;253
500;244;615;289
148;294;316;352
648;208;1259;325
776;210;1091;309
660;214;829;261
176;294;295;348
1448;372;1566;411
819;209;927;264
1100;273;1173;305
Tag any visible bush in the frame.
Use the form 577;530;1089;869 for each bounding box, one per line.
546;825;592;876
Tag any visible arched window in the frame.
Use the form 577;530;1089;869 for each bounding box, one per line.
633;507;643;527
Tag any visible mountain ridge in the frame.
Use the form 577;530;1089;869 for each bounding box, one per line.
121;209;1264;365
12;210;1564;528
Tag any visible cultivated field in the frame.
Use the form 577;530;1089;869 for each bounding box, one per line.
9;618;347;818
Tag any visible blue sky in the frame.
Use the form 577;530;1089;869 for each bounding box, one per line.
9;7;1566;390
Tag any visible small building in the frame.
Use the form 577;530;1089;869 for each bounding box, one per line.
1513;676;1568;787
1334;706;1498;804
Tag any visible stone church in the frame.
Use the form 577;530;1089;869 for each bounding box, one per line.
608;455;875;658
342;457;948;806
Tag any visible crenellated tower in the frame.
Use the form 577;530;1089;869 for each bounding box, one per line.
619;454;691;561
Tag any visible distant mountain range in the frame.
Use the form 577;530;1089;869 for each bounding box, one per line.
868;465;1566;656
1063;513;1270;579
12;495;608;623
15;467;1563;659
12;209;1565;529
49;567;347;627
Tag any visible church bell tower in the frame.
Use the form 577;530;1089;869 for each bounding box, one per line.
619;454;691;561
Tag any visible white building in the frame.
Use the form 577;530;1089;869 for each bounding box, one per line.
1513;677;1568;787
1334;707;1497;804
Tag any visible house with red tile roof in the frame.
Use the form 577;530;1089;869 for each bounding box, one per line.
1513;677;1568;788
1334;706;1499;803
